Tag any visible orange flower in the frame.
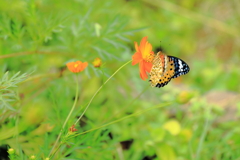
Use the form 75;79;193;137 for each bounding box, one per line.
66;61;88;73
132;36;154;80
92;58;102;68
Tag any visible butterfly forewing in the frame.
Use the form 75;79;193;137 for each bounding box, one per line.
168;56;190;79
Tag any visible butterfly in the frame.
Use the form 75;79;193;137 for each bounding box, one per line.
149;51;190;88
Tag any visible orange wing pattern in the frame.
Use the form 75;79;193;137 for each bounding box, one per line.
149;52;164;87
149;52;176;88
149;51;190;88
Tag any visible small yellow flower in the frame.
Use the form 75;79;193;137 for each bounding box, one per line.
163;119;181;136
45;158;50;160
92;58;102;68
30;155;36;160
8;148;14;155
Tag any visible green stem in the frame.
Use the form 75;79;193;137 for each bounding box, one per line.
67;102;172;140
195;107;211;160
100;68;105;85
48;74;79;158
74;60;132;126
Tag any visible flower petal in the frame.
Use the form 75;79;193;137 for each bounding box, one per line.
134;42;140;52
139;62;148;80
143;41;153;56
143;61;153;73
81;62;88;70
132;51;142;65
139;36;148;53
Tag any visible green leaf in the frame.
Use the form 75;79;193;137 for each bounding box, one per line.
156;143;176;160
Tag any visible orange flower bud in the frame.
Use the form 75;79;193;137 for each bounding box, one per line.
69;124;77;132
66;61;88;73
92;58;102;68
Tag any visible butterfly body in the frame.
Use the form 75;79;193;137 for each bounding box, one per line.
149;52;190;88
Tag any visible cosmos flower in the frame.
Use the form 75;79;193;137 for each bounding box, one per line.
66;61;88;73
132;36;154;80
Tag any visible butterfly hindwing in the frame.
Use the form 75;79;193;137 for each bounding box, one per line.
155;57;175;88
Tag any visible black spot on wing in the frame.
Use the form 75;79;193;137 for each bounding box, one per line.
155;78;172;88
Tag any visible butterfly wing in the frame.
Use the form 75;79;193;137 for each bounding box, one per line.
155;57;175;88
150;52;175;88
149;52;190;88
168;56;190;79
149;52;164;87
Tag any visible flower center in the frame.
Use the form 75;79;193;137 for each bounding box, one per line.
74;64;79;68
142;52;154;62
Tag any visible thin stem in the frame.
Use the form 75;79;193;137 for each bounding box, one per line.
48;74;79;158
67;102;172;140
74;60;132;126
195;108;211;160
100;68;105;85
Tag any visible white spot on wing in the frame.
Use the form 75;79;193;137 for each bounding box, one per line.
178;59;183;69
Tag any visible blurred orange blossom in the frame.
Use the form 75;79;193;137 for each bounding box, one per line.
132;36;154;80
66;61;88;73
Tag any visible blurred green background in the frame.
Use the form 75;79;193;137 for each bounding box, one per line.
0;0;240;159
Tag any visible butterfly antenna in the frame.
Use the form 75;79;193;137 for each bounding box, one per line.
155;41;164;53
159;41;164;52
159;41;163;52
